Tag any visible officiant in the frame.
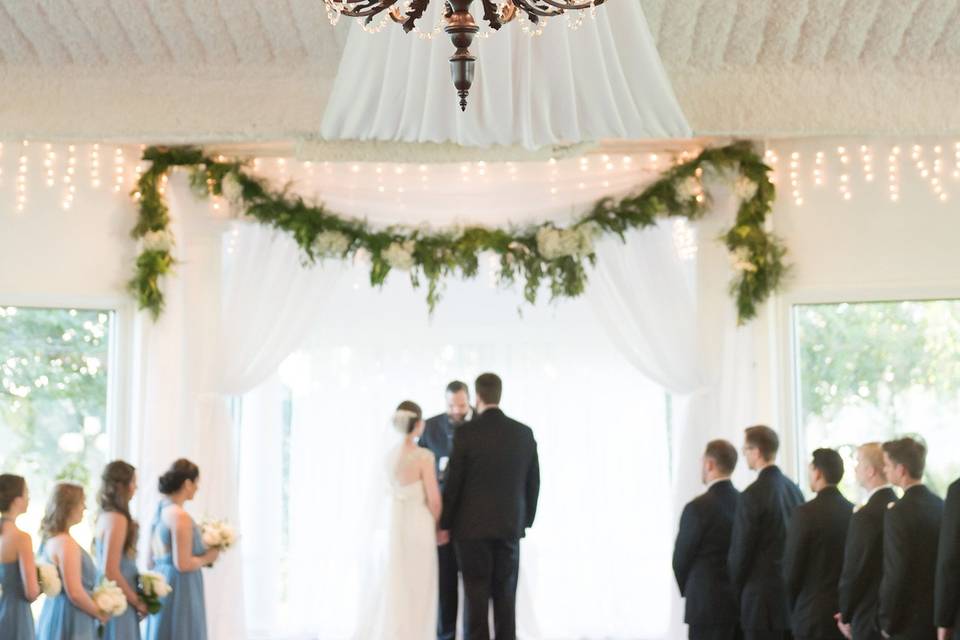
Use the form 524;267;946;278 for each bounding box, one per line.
420;380;475;640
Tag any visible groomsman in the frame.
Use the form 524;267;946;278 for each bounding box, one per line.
728;425;805;640
783;448;853;640
673;439;742;640
837;443;898;640
879;437;944;640
936;476;960;640
420;380;474;640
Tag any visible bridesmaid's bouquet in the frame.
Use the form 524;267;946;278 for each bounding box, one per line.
36;563;62;597
93;578;127;637
199;518;238;551
138;570;173;614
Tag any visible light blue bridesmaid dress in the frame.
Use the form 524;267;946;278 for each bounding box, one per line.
36;539;98;640
0;518;35;640
95;532;142;640
144;500;208;640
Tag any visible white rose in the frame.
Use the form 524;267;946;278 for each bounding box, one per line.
734;175;758;201
536;227;563;260
202;527;221;548
221;172;244;206
382;240;416;271
37;563;62;597
674;176;703;202
141;229;174;253
730;246;758;272
314;231;351;257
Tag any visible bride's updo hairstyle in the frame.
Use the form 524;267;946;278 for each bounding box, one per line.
158;459;200;495
392;400;423;435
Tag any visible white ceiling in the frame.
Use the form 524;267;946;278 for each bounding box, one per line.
0;0;957;143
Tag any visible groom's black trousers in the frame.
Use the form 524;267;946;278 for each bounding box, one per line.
455;538;520;640
437;542;459;640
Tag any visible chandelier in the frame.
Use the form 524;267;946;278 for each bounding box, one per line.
324;0;607;111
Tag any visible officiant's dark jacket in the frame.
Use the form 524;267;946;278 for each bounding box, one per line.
420;410;473;489
838;486;898;640
879;484;944;640
728;465;805;634
440;407;539;540
935;478;960;639
672;479;741;629
783;485;854;640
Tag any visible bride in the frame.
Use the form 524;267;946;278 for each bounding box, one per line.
367;400;443;639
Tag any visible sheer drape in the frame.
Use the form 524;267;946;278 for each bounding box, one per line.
240;266;675;639
133;175;342;640
321;1;690;148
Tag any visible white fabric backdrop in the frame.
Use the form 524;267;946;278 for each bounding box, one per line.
239;259;676;640
321;0;690;148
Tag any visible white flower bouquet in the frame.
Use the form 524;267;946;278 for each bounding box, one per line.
37;563;62;597
200;519;238;552
92;578;128;637
138;570;173;614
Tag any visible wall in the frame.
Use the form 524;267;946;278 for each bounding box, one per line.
756;137;960;475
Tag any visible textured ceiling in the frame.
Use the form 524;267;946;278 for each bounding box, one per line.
0;0;958;142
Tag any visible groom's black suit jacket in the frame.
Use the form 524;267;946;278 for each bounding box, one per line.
440;407;540;540
672;479;741;627
936;478;960;639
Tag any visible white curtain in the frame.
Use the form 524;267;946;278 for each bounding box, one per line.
239;263;676;640
321;0;690;148
133;175;343;640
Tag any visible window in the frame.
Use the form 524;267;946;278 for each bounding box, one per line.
0;306;113;545
794;300;960;498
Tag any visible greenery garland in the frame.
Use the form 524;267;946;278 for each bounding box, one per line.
127;141;784;324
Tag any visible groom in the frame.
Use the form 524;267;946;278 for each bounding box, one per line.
441;373;540;640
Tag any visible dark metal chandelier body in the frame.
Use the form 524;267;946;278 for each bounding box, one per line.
326;0;606;110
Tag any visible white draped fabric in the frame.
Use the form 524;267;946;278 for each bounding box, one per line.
321;1;690;148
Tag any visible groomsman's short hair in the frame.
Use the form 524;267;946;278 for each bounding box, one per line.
704;440;738;474
475;373;502;405
446;380;469;396
811;448;845;484
744;425;779;461
882;437;927;480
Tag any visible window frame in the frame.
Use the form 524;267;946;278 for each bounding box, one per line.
0;292;135;460
774;283;960;480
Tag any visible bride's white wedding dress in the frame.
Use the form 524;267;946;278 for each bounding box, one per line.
363;445;439;640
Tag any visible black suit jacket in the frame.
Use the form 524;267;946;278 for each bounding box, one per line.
673;479;741;626
728;465;806;632
936;478;960;635
419;411;472;488
440;408;540;540
784;485;854;640
879;484;944;640
838;486;899;640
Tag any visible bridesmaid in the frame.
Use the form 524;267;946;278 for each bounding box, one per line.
0;474;40;640
95;461;147;639
145;459;219;640
37;483;109;640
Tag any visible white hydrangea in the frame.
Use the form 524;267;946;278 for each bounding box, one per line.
142;229;174;253
734;175;758;201
221;172;244;206
730;246;758;273
674;176;703;202
537;225;598;260
313;231;351;257
382;240;417;271
139;570;173;598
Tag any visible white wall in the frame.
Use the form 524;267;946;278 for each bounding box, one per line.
756;137;960;476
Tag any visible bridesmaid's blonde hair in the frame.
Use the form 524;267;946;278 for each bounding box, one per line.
40;483;85;541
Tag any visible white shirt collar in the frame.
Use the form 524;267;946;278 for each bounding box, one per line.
706;477;731;490
867;484;894;501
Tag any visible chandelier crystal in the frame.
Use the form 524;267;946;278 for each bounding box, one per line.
324;0;606;110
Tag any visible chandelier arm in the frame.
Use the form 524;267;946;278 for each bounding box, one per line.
479;0;505;29
512;0;564;18
333;0;402;18
401;0;431;32
527;0;606;10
